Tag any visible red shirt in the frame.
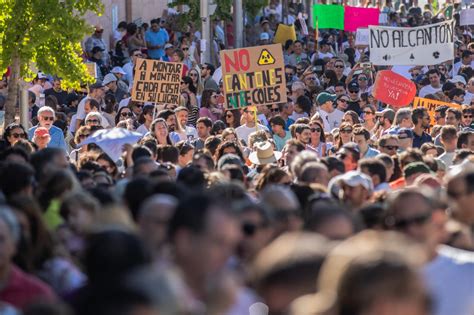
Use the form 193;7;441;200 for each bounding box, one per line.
0;265;55;309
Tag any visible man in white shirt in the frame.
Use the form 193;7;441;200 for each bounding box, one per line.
235;106;269;146
123;49;143;87
452;50;473;76
316;92;337;132
75;82;106;133
419;69;442;98
438;125;458;168
464;77;474;105
385;189;474;315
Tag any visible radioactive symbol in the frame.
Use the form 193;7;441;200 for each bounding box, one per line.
257;49;276;66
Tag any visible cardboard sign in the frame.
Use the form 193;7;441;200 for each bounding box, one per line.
313;4;344;30
460;9;474;26
355;28;370;46
131;58;182;104
372;70;416;107
220;44;287;110
344;7;379;32
413;97;461;127
273;24;297;45
369;20;454;65
85;62;97;79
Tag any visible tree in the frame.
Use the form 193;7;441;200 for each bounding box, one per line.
0;0;103;127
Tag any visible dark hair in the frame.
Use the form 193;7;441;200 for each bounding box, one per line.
3;123;27;146
196;117;213;128
411;107;427;125
448;88;465;100
304;199;354;233
358;158;387;183
131;145;152;163
269;115;286;128
321;156;345;174
0;162;35;199
150;118;172;145
434;105;448;117
138;104;154;124
157;109;175;121
224;110;241;128
457;131;474;149
157;145;179;164
215;141;244;162
446;108;462;121
182;76;197;94
296;95;312;116
104;94;117;114
201;89;217;109
323;70;339;87
115;106;133;125
176;166;206;189
204;63;216;75
126;23;138;35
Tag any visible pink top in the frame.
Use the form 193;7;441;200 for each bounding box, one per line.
199;107;218;122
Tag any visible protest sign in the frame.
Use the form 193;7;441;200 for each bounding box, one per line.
372;70;416;107
220;44;287;109
413;97;461;127
298;13;309;36
344;7;379;32
85;62;97;79
460;9;474;26
274;24;297;45
369;20;454;65
313;4;344;30
131;58;182;104
355;28;370;46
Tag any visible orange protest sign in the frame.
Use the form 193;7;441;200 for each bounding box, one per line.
220;44;287;110
131;58;183;105
372;70;417;107
412;97;461;127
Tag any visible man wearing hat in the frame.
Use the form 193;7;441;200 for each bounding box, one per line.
103;73;126;102
259;33;271;45
161;43;174;62
88;46;108;79
346;81;362;115
260;18;274;39
452;50;473;77
74;82;105;133
111;67;130;92
329;170;374;210
397;128;414;152
315;40;334;61
316;92;337;132
249;141;282;166
84;25;108;66
464;77;474;105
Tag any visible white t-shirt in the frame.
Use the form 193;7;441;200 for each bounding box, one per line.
423;245;474;315
136;124;149;136
464;92;474;105
235;124;269;146
318;109;331;132
328;109;344;130
419;84;442;98
438;151;456;168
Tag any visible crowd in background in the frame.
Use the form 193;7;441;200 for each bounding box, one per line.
0;1;473;315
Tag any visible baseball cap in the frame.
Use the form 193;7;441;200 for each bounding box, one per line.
260;19;270;26
375;108;396;122
91;46;105;54
111;67;126;75
339;171;374;193
348;81;359;91
89;81;104;89
260;32;270;41
102;73;117;86
449;75;467;86
37;72;48;80
164;43;173;50
34;127;49;138
403;162;431;178
397;128;414;139
316;92;336;105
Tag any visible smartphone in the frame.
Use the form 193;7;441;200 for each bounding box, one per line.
361;62;372;69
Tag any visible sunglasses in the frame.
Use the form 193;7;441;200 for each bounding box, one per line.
226;114;233;118
11;133;26;139
392;212;431;230
340;128;353;133
41;116;54;121
182;47;189;51
271;108;280;112
363;111;374;115
311;127;321;133
349;90;359;93
244;110;256;114
334;65;344;68
135;104;144;108
339;99;348;103
464;115;472;118
358;77;368;81
241;222;265;237
180;81;186;84
382;145;399;151
121;112;133;117
398;135;410;140
189;73;198;77
87;119;100;124
79;133;91;138
211;95;218;98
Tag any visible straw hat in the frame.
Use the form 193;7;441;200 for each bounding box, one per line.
249;141;282;165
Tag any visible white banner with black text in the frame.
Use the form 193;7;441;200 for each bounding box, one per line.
369;20;454;66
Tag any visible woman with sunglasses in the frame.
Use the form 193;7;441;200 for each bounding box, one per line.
115;106;135;125
0;123;28;150
150;118;172;145
321;70;338;91
200;89;222;122
224;110;241;128
187;68;204;96
69;126;92;165
307;120;327;157
180;76;199;124
335;122;353;151
361;104;377;133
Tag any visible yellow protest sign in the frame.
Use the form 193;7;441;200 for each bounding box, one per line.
412;97;461;127
220;44;287;110
273;24;297;45
85;62;97;79
131;58;183;105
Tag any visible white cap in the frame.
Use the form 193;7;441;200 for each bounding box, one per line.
260;32;270;41
102;73;117;86
111;66;126;75
449;75;467;86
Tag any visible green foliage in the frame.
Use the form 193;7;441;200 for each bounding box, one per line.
244;0;267;19
0;0;104;87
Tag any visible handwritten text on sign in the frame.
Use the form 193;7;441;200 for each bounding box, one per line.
220;44;287;109
131;58;182;105
372;70;416;107
413;97;461;127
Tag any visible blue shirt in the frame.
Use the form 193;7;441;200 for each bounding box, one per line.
145;29;169;59
364;146;380;158
28;125;68;152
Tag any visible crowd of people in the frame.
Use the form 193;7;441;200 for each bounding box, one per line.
0;0;473;315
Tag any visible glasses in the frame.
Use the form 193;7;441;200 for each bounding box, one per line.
121;112;133;117
464;115;472;118
87;119;100;124
271;108;280;112
244;110;256;115
363;111;374;115
11;133;26;139
382;145;399;151
135;104;144;108
41;116;54;121
335;65;344;68
391;212;431;230
340;128;353;133
180;81;186;84
182;47;189;51
189;73;198;77
339;99;348;103
349;90;359;94
311;127;321;133
211;95;218;98
296;68;303;72
358;77;368;81
226;114;233;118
